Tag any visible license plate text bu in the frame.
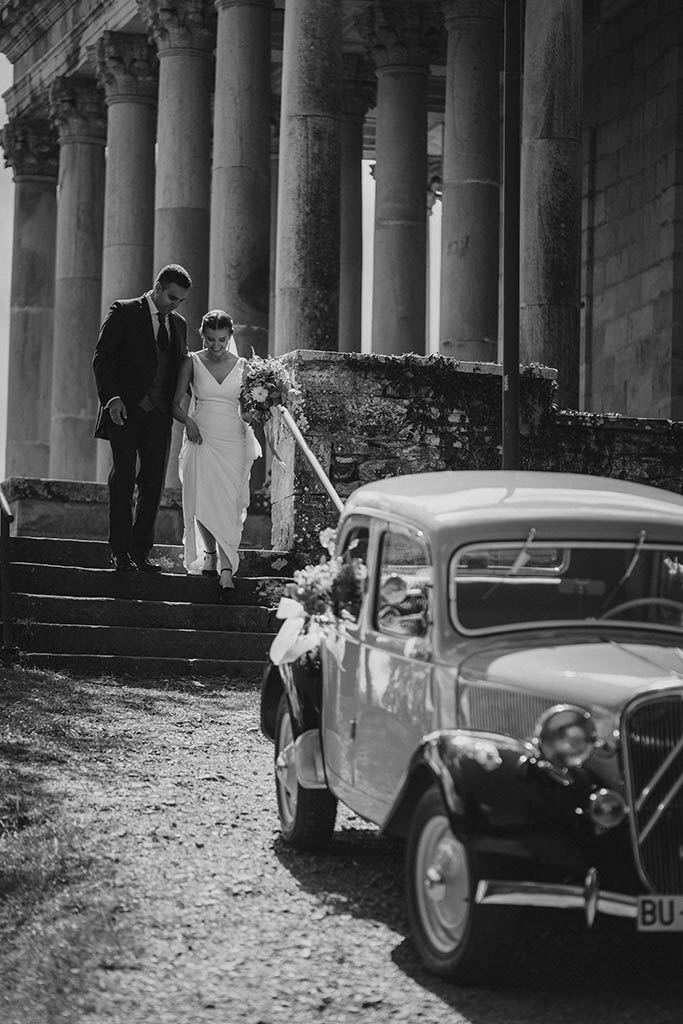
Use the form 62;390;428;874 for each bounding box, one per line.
637;896;683;931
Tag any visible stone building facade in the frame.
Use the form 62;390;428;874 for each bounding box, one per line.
0;0;681;486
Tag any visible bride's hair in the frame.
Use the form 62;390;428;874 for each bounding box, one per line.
200;309;234;335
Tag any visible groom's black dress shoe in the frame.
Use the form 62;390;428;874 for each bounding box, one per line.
131;554;163;574
111;553;136;572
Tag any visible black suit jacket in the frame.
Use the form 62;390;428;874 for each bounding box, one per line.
92;295;188;439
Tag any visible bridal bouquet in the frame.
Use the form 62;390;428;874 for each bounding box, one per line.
240;353;297;424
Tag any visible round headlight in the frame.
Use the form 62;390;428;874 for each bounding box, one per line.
536;705;597;768
590;788;627;830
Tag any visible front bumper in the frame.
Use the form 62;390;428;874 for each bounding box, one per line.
476;868;637;927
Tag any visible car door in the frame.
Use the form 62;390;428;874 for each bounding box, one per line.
352;522;434;821
320;518;371;808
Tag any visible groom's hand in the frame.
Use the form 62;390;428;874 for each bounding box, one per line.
108;398;127;427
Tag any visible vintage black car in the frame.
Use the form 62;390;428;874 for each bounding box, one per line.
261;470;683;981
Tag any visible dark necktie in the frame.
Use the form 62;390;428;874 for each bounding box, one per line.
156;312;169;352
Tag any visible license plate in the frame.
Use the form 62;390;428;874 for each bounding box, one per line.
637;896;683;931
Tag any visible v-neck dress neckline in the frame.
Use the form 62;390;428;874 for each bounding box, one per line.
196;353;239;386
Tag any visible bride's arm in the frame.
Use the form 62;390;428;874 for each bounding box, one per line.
172;355;202;443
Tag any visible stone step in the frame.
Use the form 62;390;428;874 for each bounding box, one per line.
14;622;273;660
10;562;287;607
12;593;279;633
8;536;296;577
18;652;267;683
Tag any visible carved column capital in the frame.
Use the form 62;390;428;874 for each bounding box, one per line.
92;32;158;106
357;1;443;71
49;76;107;145
0;114;59;180
137;0;216;55
441;0;502;29
341;53;376;120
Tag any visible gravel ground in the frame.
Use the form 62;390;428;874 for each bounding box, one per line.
1;673;683;1024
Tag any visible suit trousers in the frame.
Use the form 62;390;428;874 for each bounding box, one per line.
107;405;172;557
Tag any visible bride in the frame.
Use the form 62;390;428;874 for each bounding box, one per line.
171;309;261;600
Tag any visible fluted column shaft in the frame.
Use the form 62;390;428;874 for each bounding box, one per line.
520;0;582;407
94;32;158;481
367;6;438;355
141;0;214;343
274;0;342;354
49;77;106;480
440;0;501;361
339;54;374;353
1;116;58;477
211;0;272;359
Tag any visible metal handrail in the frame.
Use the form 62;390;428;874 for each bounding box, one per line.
0;482;15;652
277;406;345;516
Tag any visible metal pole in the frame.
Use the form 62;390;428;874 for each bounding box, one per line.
0;486;15;651
502;0;522;469
277;406;345;516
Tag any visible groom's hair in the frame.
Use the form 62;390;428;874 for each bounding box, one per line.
156;264;192;290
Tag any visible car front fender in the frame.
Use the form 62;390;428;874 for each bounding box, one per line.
381;729;589;845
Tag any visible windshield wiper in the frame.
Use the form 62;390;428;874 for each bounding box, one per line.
599;529;647;613
482;527;536;601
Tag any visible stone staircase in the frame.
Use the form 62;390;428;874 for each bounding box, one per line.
7;535;294;681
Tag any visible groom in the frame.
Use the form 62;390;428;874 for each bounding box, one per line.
93;264;192;572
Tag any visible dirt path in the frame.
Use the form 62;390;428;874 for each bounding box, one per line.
1;669;682;1024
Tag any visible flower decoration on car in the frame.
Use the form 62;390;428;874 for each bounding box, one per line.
269;530;367;669
240;353;298;424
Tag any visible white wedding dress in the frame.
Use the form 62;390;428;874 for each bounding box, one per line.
179;353;261;575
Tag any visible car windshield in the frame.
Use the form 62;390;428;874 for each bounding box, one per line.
450;539;683;633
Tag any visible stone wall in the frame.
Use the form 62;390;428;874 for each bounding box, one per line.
270;350;683;561
582;0;683;417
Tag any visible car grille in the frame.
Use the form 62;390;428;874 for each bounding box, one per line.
460;685;552;742
623;691;683;894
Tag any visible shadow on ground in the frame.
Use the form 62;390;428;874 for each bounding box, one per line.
274;817;683;1022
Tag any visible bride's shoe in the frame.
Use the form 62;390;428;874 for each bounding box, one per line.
202;550;218;577
219;568;235;600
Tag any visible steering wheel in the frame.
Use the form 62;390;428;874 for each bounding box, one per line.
600;597;683;621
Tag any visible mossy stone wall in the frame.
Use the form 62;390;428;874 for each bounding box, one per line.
268;351;683;560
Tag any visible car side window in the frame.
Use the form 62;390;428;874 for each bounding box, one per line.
375;526;432;638
335;524;369;625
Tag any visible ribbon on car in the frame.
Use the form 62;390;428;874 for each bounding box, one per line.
268;596;347;669
269;596;321;666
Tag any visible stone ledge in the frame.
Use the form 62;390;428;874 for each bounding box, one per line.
1;476;271;547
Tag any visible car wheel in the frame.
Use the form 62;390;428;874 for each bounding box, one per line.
406;786;497;983
274;693;337;851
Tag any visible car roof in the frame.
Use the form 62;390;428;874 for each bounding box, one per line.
342;470;683;538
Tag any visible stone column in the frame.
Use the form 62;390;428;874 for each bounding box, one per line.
339;53;374;354
520;0;582;408
1;116;58;478
269;112;280;353
93;31;158;482
365;4;440;355
140;0;215;487
273;0;342;355
140;0;214;341
49;76;106;481
440;0;501;362
211;0;272;361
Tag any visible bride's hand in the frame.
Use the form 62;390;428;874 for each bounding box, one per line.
186;418;202;444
